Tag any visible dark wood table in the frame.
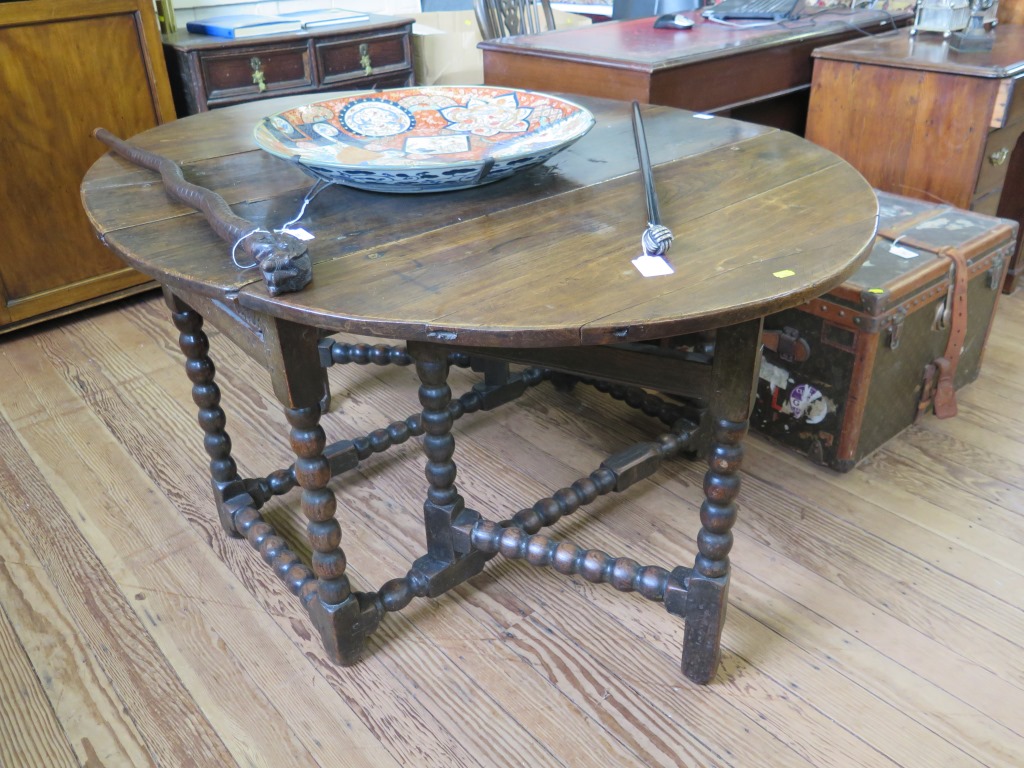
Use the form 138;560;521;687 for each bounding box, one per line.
480;10;910;134
81;93;877;683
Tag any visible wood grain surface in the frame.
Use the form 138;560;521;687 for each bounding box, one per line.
0;0;173;332
81;94;877;347
0;286;1022;766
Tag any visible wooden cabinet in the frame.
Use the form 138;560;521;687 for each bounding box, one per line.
0;0;176;334
162;16;414;115
806;27;1024;293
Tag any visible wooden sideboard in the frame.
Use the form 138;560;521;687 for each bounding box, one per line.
806;26;1024;293
162;15;414;115
0;0;176;335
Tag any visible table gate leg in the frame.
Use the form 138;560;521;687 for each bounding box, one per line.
165;290;245;537
417;342;463;562
407;341;488;594
682;318;763;683
270;318;379;664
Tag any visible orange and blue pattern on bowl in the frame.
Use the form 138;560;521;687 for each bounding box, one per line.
252;86;596;193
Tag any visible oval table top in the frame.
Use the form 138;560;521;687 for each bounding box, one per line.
82;92;878;348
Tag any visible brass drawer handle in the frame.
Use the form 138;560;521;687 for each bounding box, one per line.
359;43;372;76
251;56;266;92
989;147;1010;165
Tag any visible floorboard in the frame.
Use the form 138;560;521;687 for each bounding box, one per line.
0;287;1021;767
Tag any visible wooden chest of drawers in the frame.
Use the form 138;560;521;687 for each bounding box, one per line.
806;26;1024;293
163;15;414;115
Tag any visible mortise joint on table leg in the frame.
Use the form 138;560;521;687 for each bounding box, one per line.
409;548;491;599
219;492;255;539
468;357;531;409
307;591;383;666
223;489;382;664
680;572;730;684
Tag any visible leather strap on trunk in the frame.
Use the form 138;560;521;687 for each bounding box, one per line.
762;327;810;362
931;247;969;419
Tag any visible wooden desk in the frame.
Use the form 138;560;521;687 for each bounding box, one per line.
81;94;876;684
480;10;909;134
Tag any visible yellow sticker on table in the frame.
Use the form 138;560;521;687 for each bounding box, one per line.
868;288;885;294
773;269;795;278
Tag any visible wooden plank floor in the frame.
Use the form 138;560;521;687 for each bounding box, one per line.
1;288;1022;767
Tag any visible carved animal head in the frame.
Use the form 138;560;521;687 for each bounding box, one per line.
261;251;313;296
246;232;313;296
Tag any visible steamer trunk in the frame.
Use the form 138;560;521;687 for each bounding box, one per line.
751;191;1016;471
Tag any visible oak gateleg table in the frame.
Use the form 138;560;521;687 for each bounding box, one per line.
81;93;877;684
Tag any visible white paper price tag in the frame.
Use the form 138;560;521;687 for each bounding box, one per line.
632;253;674;276
890;244;918;259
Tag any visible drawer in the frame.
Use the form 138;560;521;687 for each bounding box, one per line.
973;119;1024;199
198;43;313;105
316;31;411;87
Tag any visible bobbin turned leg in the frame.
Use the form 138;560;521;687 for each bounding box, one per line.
681;318;763;684
407;341;488;594
270;318;380;664
164;289;245;537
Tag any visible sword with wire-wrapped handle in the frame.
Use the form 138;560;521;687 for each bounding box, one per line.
631;101;674;258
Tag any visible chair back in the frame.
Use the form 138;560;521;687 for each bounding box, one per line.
474;0;556;39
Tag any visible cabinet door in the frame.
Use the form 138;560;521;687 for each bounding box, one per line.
0;0;176;331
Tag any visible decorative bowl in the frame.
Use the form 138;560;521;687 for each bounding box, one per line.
252;86;596;193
